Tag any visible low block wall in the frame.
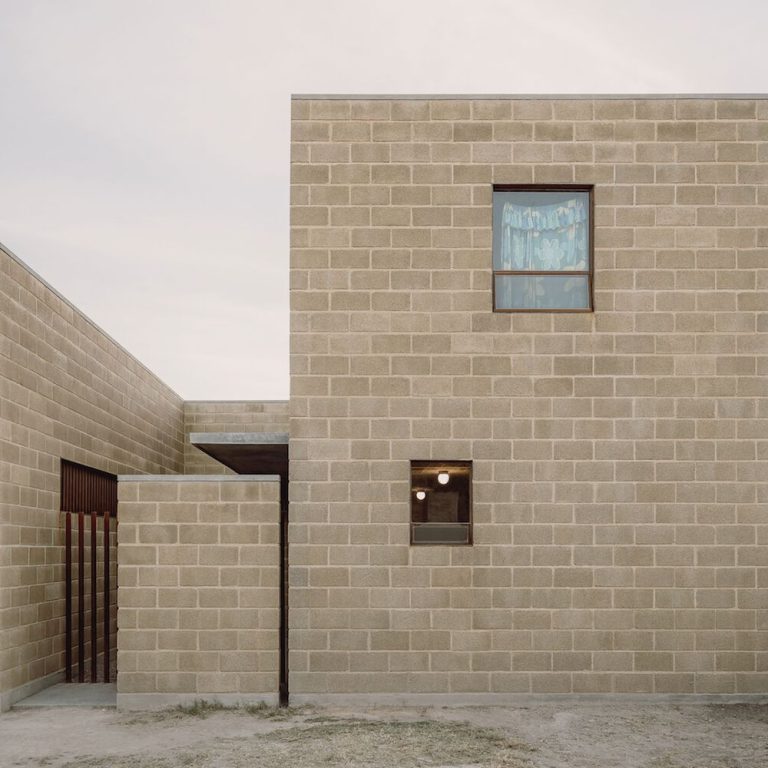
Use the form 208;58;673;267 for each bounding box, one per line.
116;476;280;709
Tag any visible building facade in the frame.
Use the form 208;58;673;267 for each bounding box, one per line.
1;95;767;709
288;96;768;698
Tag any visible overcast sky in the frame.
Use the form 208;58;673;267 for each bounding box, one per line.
1;1;766;399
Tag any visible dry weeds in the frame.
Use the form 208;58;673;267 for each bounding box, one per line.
61;715;531;768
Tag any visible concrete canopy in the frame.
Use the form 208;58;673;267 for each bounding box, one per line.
189;432;288;477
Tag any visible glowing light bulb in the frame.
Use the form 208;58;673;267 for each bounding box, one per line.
415;490;426;501
437;472;449;485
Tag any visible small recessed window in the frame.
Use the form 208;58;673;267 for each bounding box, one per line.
492;185;593;312
410;461;472;545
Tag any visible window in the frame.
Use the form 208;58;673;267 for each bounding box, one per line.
492;185;593;312
410;461;472;545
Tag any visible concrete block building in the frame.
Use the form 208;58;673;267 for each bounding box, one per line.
1;94;767;709
288;95;768;700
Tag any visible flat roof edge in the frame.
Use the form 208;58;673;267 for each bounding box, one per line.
189;432;290;445
119;474;281;482
292;93;768;100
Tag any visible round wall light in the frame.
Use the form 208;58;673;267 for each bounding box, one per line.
437;472;450;485
415;490;426;501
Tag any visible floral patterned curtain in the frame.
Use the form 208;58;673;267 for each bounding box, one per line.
498;197;588;271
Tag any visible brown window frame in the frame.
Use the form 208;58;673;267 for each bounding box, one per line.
410;460;473;546
492;184;594;313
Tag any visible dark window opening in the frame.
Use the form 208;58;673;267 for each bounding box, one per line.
410;460;472;545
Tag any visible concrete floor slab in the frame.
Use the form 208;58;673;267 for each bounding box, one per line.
13;683;116;709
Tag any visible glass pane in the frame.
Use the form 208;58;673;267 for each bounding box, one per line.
493;190;590;271
410;461;472;545
494;274;590;310
411;462;471;524
412;523;470;545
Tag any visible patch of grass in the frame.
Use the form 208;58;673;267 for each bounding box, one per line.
68;716;533;768
172;700;230;718
303;714;368;724
706;702;768;724
648;756;743;768
64;758;178;768
242;701;305;720
648;758;682;768
258;718;533;767
122;699;304;725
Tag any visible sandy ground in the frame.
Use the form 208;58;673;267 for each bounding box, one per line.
0;700;766;767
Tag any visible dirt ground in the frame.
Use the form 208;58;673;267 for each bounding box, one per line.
0;700;766;768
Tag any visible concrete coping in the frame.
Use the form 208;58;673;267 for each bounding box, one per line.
118;474;281;483
189;432;289;445
291;92;768;100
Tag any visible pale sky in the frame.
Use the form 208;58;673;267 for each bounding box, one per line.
1;1;766;399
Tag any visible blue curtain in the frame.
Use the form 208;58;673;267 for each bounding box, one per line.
498;197;588;271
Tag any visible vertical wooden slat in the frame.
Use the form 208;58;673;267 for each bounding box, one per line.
91;510;97;683
78;510;85;683
65;511;72;683
279;473;289;707
103;509;110;684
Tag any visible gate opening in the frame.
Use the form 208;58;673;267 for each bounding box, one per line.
60;460;118;683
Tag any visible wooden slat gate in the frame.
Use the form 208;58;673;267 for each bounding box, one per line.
61;460;118;683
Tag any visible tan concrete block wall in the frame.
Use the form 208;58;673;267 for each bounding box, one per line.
0;244;184;708
117;477;280;707
289;97;768;697
183;400;289;474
